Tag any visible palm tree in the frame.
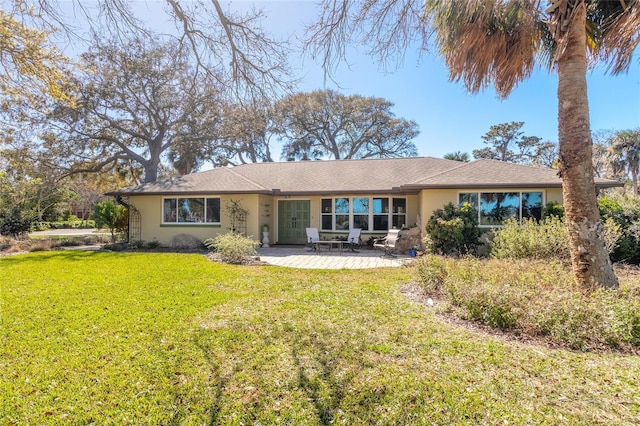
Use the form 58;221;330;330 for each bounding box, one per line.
429;0;640;289
443;151;471;162
307;0;639;288
609;129;640;195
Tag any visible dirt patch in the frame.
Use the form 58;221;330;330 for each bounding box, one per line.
206;252;268;266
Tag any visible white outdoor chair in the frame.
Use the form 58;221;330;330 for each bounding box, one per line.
305;227;321;253
345;228;362;252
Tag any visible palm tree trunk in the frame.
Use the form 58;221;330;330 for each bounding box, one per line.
556;1;618;289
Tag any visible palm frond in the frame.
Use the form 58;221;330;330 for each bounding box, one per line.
430;0;544;98
593;0;640;74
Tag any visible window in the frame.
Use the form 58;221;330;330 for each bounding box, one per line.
321;198;333;230
335;197;350;230
372;198;389;231
321;196;406;232
163;197;220;224
353;197;369;231
392;198;407;229
458;191;543;226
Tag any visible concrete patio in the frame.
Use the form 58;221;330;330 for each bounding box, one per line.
256;245;416;269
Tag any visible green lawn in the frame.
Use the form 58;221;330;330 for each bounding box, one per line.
1;251;639;425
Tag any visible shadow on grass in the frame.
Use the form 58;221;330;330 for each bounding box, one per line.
191;331;228;426
291;334;358;426
0;250;118;264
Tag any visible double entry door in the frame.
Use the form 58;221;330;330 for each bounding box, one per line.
278;200;310;244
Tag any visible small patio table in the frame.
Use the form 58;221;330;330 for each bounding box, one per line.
316;240;344;254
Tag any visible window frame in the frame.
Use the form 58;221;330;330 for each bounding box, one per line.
162;196;221;225
320;196;407;232
458;190;545;227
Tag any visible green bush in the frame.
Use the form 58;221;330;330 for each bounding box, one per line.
147;240;161;249
490;216;570;261
0;207;33;238
424;202;480;256
543;201;564;218
204;232;259;264
415;255;640;350
491;215;623;261
47;220;96;229
93;201;128;242
33;222;51;231
599;195;640;264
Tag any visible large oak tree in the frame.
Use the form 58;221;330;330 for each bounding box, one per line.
46;36;223;183
274;89;419;160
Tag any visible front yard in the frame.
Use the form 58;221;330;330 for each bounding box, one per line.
1;251;639;424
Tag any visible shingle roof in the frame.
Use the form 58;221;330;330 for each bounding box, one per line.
407;159;564;188
107;157;622;196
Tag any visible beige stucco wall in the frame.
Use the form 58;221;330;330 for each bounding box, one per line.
128;194;271;246
546;188;563;205
126;188;562;246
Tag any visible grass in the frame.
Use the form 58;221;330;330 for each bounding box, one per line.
1;251;640;424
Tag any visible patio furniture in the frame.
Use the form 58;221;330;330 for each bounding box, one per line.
373;229;402;257
306;227;321;252
317;239;344;254
345;228;362;252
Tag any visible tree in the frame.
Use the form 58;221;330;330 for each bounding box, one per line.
93;200;127;243
45;36;223;183
214;100;276;166
274;89;419;160
443;151;470;162
0;146;70;223
609;129;640;195
7;0;293;99
472;121;557;166
305;0;640;289
0;9;73;106
592;129;616;178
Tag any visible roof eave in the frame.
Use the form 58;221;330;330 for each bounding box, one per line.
105;189;273;196
401;183;564;190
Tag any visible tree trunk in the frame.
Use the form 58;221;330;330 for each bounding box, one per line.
556;2;618;289
143;140;163;183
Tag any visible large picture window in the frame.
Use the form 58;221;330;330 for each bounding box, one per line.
458;191;544;226
163;197;220;224
321;197;406;232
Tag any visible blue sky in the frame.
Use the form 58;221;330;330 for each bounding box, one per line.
251;1;640;159
61;1;640;160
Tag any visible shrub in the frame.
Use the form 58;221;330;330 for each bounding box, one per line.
48;220;96;229
414;254;449;293
490;216;570;261
0;207;33;238
543;201;564;218
599;195;640;263
129;240;146;249
204;232;259;264
414;255;640;350
424;202;480;256
93;201;128;242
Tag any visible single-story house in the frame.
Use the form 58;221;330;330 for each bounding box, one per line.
106;157;622;247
